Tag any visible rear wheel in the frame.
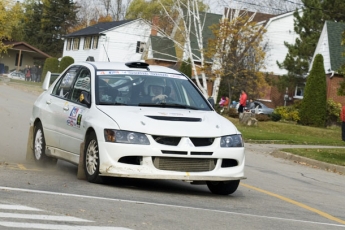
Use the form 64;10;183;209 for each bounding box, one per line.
206;180;240;195
33;122;57;165
84;132;101;183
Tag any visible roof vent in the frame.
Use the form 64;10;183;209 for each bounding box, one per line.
125;61;150;70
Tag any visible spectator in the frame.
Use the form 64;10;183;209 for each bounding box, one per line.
238;89;247;118
31;65;37;82
24;65;30;81
37;65;42;82
248;99;255;110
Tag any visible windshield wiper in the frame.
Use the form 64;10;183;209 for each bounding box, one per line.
138;102;198;110
99;102;127;106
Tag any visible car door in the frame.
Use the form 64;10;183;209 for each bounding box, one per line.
45;66;80;151
58;67;92;154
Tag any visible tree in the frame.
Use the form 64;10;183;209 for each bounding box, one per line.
126;0;208;36
179;58;192;77
206;10;268;103
210;0;302;15
21;0;79;57
58;56;74;73
299;54;327;127
99;0;127;21
0;0;22;54
277;0;345;93
42;57;59;83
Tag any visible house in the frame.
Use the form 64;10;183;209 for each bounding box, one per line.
62;19;152;62
309;20;345;106
0;41;51;73
255;9;303;108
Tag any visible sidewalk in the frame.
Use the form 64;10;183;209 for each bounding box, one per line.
245;143;345;175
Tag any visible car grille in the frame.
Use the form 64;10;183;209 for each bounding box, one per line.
152;136;215;147
152;157;216;172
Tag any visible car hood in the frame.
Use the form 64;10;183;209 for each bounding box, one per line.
97;106;239;137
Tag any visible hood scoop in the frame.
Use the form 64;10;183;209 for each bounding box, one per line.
146;116;202;122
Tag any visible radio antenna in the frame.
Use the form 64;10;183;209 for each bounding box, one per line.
103;44;110;62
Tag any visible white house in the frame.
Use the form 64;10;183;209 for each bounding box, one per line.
62;19;152;62
261;9;303;76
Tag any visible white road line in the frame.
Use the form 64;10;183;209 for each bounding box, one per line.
0;204;41;211
0;212;92;222
1;186;345;228
0;222;131;230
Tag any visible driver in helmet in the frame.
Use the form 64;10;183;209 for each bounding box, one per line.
145;78;168;103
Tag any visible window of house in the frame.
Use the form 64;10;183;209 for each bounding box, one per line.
136;41;146;53
294;84;305;98
84;37;92;50
92;36;99;49
66;38;72;50
72;38;80;50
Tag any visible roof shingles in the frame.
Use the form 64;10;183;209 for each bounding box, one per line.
327;21;345;71
65;20;134;37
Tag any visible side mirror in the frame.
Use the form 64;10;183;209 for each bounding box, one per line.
42;71;51;91
80;91;91;107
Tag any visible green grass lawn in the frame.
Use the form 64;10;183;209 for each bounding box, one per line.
280;148;345;166
227;117;345;146
226;116;345;167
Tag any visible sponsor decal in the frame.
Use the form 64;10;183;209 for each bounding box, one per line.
96;71;187;80
67;107;83;129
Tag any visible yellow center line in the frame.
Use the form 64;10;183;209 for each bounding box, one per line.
241;183;345;225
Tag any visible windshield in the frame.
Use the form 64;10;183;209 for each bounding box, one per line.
95;70;212;111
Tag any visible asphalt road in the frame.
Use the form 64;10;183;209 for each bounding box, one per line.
0;82;344;230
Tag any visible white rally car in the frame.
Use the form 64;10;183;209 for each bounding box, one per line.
28;61;245;195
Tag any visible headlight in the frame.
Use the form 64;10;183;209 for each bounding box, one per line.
104;129;150;145
220;134;243;147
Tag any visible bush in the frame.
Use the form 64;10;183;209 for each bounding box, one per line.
42;57;59;83
326;99;342;126
58;56;74;73
228;108;239;118
274;105;300;122
256;114;271;121
299;54;327;127
271;112;282;122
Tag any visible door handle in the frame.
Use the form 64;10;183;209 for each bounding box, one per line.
63;106;69;111
46;100;51;105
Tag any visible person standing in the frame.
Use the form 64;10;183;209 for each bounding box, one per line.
37;65;42;82
238;89;247;117
340;105;345;141
24;65;30;81
31;65;37;82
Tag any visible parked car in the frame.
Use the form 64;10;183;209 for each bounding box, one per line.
28;61;246;195
7;70;25;80
250;101;274;115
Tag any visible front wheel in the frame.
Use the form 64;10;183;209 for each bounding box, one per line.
206;180;240;195
84;132;101;183
33;122;57;165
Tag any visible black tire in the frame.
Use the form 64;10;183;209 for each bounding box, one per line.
206;180;240;195
84;132;101;183
33;122;57;165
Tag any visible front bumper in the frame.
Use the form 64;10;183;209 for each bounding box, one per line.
97;138;246;181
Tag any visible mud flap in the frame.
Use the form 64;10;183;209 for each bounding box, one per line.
77;142;86;180
25;126;35;162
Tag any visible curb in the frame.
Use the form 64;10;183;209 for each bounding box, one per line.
270;150;345;175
